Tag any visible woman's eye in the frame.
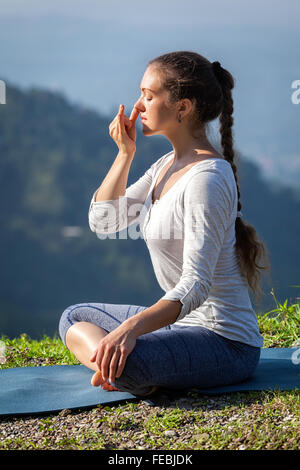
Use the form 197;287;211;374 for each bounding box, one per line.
146;97;152;101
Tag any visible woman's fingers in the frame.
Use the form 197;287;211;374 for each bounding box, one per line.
122;105;138;130
124;106;139;142
95;344;105;373
115;351;127;378
118;104;125;133
90;349;97;363
129;106;140;124
123;115;131;129
101;347;123;383
108;103;138;155
94;344;125;383
108;348;121;383
100;346;113;382
91;329;135;389
91;369;120;391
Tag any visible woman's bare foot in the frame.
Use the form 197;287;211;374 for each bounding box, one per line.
91;370;120;391
91;370;159;395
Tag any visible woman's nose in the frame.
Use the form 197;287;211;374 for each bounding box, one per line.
134;96;145;112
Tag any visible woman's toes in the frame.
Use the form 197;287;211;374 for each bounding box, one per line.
91;370;104;387
103;383;120;391
91;371;121;391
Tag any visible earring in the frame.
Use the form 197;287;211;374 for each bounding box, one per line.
177;114;182;123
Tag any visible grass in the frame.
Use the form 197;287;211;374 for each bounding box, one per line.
0;287;299;450
0;334;80;369
257;287;300;347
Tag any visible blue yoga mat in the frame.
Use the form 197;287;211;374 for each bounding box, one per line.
0;364;137;417
0;348;299;416
198;347;300;395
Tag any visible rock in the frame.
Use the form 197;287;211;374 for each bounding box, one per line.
59;409;72;417
164;430;178;437
195;432;209;441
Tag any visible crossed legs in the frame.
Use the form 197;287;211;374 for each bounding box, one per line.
59;302;261;398
65;321;158;395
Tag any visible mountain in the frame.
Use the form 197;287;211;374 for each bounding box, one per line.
0;82;299;339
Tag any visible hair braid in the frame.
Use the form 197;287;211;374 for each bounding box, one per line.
215;64;271;302
215;66;242;212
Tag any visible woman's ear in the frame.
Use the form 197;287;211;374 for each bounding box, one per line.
178;98;194;119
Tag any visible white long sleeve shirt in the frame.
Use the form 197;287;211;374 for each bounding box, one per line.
88;150;264;347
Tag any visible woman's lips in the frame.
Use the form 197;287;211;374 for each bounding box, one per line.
141;117;147;121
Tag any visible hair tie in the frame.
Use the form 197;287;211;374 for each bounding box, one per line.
212;61;222;73
237;211;243;218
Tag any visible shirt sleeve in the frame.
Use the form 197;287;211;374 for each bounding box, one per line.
159;167;234;321
88;164;154;235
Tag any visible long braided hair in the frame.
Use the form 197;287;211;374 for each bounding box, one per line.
147;51;271;304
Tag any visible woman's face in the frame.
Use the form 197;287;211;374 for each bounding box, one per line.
134;66;178;136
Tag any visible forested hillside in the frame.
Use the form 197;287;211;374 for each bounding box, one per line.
0;82;299;338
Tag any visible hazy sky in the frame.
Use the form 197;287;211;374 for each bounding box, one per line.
0;1;299;188
1;0;299;27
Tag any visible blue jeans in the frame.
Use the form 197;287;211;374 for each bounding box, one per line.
58;302;261;396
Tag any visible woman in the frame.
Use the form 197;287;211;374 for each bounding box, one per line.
59;51;270;397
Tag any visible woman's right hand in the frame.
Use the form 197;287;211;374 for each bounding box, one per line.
109;104;140;156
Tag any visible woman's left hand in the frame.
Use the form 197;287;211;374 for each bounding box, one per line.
90;325;137;387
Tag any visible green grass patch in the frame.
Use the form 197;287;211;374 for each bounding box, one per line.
0;333;80;369
257;288;300;347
